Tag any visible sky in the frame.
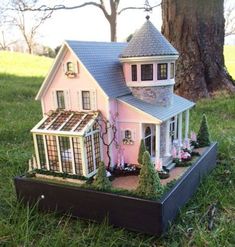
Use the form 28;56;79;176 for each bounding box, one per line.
1;0;235;48
37;0;162;48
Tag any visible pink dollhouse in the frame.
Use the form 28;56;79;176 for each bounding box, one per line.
31;18;195;178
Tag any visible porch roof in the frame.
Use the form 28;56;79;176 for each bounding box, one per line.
31;111;99;136
118;94;195;122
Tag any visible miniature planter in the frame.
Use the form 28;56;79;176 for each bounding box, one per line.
14;143;217;236
158;170;170;179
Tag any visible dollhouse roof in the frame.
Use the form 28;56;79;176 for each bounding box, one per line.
118;94;195;122
120;19;178;58
66;40;131;98
31;111;99;136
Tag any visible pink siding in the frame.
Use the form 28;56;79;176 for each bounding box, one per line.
116;100;159;165
41;47;110;165
41;48;107;116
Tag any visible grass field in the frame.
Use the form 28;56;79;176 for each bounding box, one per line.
0;49;235;246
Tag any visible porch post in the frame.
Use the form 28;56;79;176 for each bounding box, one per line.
69;137;76;174
178;113;183;146
155;124;161;160
80;136;88;177
185;109;190;139
165;120;171;156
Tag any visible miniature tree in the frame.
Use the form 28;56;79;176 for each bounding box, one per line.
197;114;211;147
136;151;163;199
93;161;111;190
96;111;118;170
138;139;146;165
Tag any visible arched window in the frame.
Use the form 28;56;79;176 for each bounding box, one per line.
66;61;74;72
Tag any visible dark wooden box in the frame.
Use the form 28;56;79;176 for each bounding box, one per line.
14;143;217;236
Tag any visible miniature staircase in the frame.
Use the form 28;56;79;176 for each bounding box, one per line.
162;157;175;172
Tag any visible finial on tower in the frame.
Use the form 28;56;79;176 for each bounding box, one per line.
144;0;152;20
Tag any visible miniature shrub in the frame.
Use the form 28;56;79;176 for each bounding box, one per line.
197;114;211;147
136;151;163;199
93;161;111;190
138;139;146;165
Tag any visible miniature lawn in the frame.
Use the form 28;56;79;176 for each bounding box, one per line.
0;50;234;246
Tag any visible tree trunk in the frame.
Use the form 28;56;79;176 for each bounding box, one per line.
109;16;117;42
162;0;235;100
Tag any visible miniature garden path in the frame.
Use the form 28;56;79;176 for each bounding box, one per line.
111;167;189;191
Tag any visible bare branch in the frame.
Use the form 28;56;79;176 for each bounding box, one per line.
118;3;161;15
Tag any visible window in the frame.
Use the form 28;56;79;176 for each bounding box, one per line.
46;135;60;172
56;91;65;109
72;138;83;175
59;136;73;174
36;135;47;169
131;65;137;81
66;62;74;73
141;64;153;81
170;63;175;79
125;130;132;140
82;91;91;110
157;63;168;80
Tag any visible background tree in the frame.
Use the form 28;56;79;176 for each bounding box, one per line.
162;0;235;100
22;0;161;42
224;0;235;37
8;0;52;54
197;114;211;147
93;161;111;190
136;151;163;199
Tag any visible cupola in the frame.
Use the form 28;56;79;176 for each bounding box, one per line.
119;17;179;106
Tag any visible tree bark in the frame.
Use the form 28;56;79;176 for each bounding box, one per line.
162;0;235;100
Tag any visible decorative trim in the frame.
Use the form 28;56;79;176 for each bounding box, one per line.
119;55;179;63
126;80;175;87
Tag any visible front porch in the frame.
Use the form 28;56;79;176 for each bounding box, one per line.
31;111;102;178
142;109;190;166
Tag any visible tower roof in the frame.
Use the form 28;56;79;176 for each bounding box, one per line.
120;19;178;58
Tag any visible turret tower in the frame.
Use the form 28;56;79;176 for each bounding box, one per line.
119;17;179;107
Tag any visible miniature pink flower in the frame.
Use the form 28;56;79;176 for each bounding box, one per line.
191;131;197;142
172;146;177;158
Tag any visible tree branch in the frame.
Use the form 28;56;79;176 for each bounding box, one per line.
118;3;161;15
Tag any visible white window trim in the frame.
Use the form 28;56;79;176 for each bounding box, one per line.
52;89;70;110
78;89;97;111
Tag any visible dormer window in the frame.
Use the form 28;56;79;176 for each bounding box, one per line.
170;63;175;79
141;64;153;81
157;63;168;80
65;61;76;77
131;65;137;81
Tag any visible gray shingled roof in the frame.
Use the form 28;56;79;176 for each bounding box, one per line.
118;94;195;122
120;20;178;58
66;40;130;98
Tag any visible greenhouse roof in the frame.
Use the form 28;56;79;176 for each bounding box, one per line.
31;111;99;136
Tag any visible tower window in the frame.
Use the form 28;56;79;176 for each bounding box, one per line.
141;64;153;81
157;63;168;80
131;65;137;81
170;63;175;79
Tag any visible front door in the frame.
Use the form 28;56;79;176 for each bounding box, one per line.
144;125;155;157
